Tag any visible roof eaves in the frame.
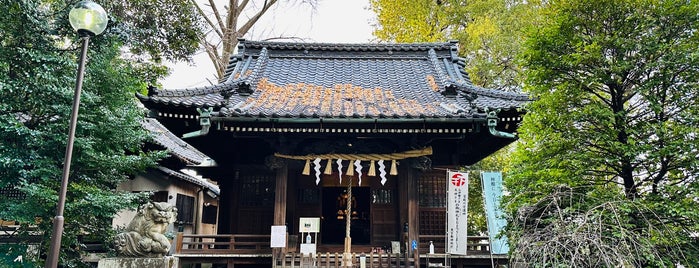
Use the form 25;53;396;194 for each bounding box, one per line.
157;166;220;196
142;118;216;166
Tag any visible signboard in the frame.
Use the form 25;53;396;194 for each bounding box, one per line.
391;241;401;254
447;171;469;255
299;217;320;233
270;225;287;248
481;172;510;254
300;243;316;256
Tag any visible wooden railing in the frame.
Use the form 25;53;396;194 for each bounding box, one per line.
175;233;492;256
175;234;272;254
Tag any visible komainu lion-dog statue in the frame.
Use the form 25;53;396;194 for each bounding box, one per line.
113;202;178;257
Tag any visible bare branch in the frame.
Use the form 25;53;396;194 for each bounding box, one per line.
208;0;227;37
191;0;223;39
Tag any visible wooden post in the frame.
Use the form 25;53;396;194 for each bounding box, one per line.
274;163;288;226
406;166;420;267
273;164;288;264
175;232;183;253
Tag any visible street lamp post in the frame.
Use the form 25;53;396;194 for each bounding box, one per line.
45;1;108;267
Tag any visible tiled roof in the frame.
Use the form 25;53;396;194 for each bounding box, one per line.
142;118;215;166
157;166;220;196
139;40;529;120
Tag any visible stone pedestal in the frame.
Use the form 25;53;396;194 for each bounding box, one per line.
98;256;178;268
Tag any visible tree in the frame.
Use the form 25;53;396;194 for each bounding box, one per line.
370;0;448;43
105;0;204;63
506;0;699;265
369;0;543;90
191;0;319;80
0;0;165;266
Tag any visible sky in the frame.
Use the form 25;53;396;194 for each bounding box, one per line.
160;0;376;89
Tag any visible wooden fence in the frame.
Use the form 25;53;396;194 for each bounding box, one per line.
275;252;415;268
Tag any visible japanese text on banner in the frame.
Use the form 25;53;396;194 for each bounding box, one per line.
447;170;468;255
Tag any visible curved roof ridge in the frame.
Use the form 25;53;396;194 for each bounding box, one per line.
241;39;457;52
428;48;451;88
140;80;235;99
246;47;268;84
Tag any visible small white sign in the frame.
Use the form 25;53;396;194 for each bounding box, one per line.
391;241;401;254
300;243;316;256
270;225;287;248
299;217;320;233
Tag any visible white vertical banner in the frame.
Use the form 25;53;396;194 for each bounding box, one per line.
447;170;469;255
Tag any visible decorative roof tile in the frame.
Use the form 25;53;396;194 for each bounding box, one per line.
138;40;530;120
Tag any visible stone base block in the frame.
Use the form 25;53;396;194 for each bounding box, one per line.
98;256;178;268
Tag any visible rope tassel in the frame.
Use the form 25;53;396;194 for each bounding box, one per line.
302;159;311;175
368;160;376;176
346;162;355;176
390;160;398;175
324;159;333;175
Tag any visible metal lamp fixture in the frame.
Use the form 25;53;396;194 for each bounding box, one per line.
68;0;108;36
45;1;107;267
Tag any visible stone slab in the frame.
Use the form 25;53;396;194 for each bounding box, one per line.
97;256;178;268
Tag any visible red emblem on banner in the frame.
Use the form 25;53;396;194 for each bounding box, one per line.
451;173;466;187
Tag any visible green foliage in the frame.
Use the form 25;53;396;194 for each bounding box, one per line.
106;0;204;63
369;0;448;43
1;0;168;266
370;0;543;90
506;0;699;266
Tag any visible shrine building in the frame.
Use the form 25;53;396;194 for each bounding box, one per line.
137;39;529;267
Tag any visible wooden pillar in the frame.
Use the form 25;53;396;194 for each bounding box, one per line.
274;163;288;226
398;163;419;263
273;163;288;262
399;166;409;247
406;166;420;267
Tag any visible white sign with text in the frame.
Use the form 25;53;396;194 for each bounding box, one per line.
447;171;469;255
